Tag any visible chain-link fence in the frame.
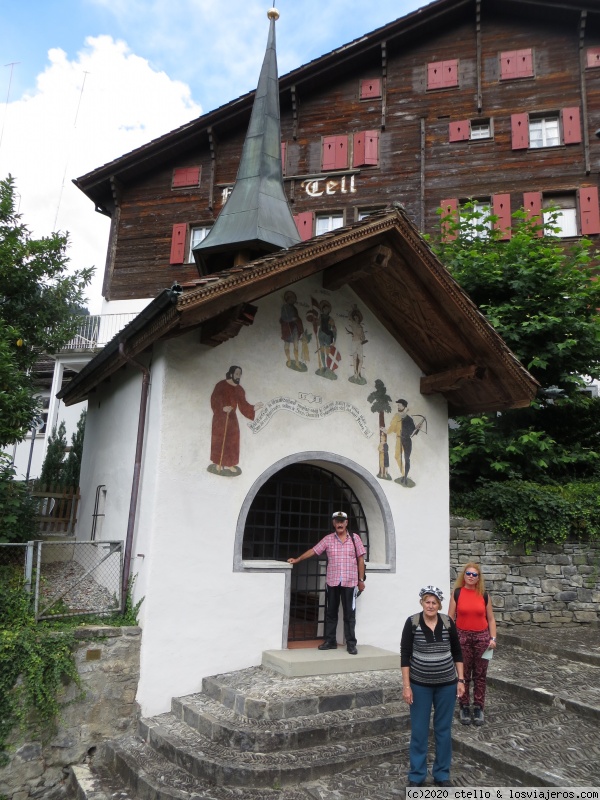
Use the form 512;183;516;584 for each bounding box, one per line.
0;540;123;621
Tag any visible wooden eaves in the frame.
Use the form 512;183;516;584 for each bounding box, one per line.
58;206;538;414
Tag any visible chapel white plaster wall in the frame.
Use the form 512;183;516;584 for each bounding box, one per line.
132;276;450;716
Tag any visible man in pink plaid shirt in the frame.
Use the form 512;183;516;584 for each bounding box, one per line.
287;511;366;655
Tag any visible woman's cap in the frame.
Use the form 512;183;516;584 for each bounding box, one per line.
332;511;348;520
419;585;444;602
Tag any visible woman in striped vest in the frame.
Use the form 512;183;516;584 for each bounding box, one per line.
401;586;465;787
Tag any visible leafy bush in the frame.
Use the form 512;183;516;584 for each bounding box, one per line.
0;454;36;544
452;479;600;551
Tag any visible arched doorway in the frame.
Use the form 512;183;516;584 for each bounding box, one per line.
243;463;369;643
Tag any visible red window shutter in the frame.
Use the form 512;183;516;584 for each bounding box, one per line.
441;59;459;88
562;107;582;144
440;198;458;241
523;192;543;236
334;135;349;169
579;187;600;235
172;166;201;188
322;136;337;171
360;78;381;99
294;212;314;241
449;120;470;142
169;223;187;264
511;113;529;149
516;49;533;77
427;62;443;90
500;51;517;80
492;193;512;240
587;47;600;68
281;142;287;176
354;131;379;167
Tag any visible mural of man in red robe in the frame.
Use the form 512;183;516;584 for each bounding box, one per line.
209;366;263;476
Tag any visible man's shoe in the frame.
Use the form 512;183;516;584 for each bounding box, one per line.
434;780;452;787
472;705;484;726
347;645;358;655
317;642;337;650
407;780;425;787
459;705;472;725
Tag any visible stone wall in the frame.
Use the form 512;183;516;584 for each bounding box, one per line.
450;517;600;625
0;625;140;800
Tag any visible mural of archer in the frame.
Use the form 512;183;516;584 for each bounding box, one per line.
386;398;427;487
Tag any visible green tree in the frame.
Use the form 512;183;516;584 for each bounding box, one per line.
0;175;93;447
368;379;392;428
62;410;86;488
38;421;67;488
433;203;600;491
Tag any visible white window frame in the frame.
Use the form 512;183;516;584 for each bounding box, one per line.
470;120;492;140
543;196;577;238
188;226;212;262
315;213;344;236
529;116;560;149
460;200;492;239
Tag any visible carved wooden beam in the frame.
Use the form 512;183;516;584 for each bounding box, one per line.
198;303;258;347
421;365;486;395
322;244;392;291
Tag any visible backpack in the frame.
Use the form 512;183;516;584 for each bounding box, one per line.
411;612;452;631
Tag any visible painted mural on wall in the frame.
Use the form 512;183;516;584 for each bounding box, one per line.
208;366;264;477
206;293;427;482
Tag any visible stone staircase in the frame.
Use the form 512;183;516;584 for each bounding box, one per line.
69;628;600;799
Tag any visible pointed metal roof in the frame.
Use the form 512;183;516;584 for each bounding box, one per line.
193;8;300;274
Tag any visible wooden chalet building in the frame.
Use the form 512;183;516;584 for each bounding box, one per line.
55;0;600;716
74;0;600;305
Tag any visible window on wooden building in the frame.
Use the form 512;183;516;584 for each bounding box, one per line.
427;59;459;90
172;166;201;189
460;200;492;239
357;207;386;221
511;108;582;150
441;194;512;241
524;188;600;238
449;119;492;142
359;78;381;99
500;49;534;80
321;136;349;171
529;115;560;148
188;226;212;262
315;212;344;236
353;131;379;167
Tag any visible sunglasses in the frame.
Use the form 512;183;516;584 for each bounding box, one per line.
465;571;479;577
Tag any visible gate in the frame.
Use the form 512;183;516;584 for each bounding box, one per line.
242;464;369;642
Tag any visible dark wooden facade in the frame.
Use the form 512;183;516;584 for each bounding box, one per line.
75;0;600;302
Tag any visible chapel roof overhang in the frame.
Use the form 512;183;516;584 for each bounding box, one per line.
72;0;597;213
58;205;539;414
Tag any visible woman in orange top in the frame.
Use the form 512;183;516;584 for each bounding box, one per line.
448;562;496;727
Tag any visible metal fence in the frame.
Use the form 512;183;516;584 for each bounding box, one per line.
62;313;137;351
0;540;123;621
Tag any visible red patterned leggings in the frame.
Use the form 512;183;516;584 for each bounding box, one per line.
457;628;491;708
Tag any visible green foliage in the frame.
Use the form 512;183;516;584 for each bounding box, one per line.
368;379;392;427
432;203;600;493
62;411;86;489
0;174;93;447
38;421;67;487
0;454;36;544
0;570;79;763
452;479;600;552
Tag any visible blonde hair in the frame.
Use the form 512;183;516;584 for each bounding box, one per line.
454;562;486;596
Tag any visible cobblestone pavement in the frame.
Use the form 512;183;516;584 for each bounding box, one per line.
71;625;600;800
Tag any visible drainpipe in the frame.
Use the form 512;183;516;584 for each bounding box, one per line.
119;342;151;606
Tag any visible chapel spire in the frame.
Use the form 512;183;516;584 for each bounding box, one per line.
193;7;301;274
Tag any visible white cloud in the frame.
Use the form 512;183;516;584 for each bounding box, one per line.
0;35;201;312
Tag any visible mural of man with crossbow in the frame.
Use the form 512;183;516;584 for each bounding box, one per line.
386;398;427;487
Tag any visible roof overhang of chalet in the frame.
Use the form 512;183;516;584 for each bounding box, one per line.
72;0;599;214
58;206;538;414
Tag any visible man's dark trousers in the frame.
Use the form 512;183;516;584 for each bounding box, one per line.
324;584;357;646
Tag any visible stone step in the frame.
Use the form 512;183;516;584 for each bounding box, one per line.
262;644;400;677
499;625;600;667
171;692;410;752
452;682;600;786
201;665;404;720
488;637;600;722
138;711;410;787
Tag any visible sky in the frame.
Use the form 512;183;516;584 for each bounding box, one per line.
0;0;426;312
